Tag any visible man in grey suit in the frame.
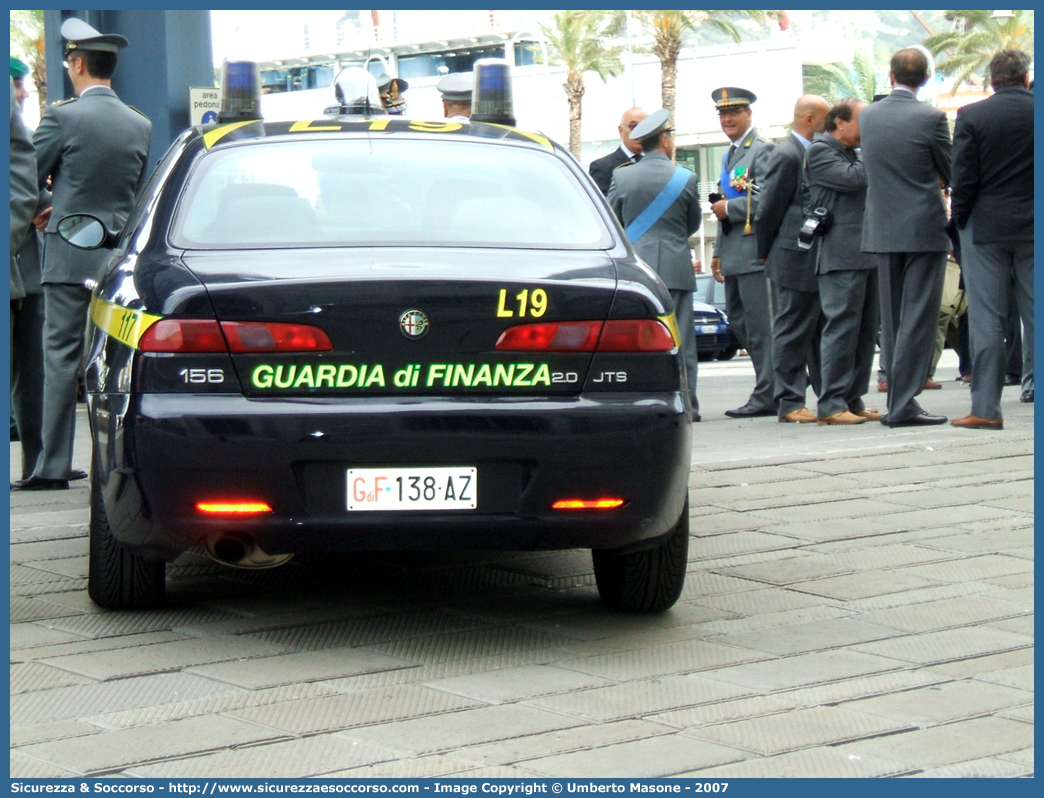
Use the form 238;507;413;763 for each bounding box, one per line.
14;18;152;491
708;87;777;418
950;49;1034;429
10;77;35;297
10;58;49;477
806;99;881;426
859;48;951;428
608;108;701;420
755;94;829;424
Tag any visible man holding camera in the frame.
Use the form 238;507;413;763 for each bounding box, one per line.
859;48;951;428
708;87;777;419
806;99;881;425
755;94;829;424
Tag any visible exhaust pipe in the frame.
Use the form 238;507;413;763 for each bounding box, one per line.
203;532;293;569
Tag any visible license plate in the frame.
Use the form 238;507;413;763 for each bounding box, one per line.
347;467;477;511
699;324;723;334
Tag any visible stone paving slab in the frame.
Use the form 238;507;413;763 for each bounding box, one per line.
455;719;673;768
15;714;288;776
684;704;913;756
343;704;589;757
8;355;1034;777
128;734;400;779
841;678;1033;726
837;715;1035;770
684;746;915;778
521;733;751;778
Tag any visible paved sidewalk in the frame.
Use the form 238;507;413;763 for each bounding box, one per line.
10;351;1033;778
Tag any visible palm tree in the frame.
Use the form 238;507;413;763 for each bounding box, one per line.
538;10;627;160
10;9;47;116
632;10;773;127
924;9;1034;90
804;49;884;104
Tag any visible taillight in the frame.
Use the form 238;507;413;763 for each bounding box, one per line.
138;320;332;353
222;322;332;353
139;320;227;353
597;320;676;352
496;321;602;352
495;319;675;353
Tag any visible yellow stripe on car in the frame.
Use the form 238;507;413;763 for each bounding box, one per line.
91;297;162;349
659;313;681;348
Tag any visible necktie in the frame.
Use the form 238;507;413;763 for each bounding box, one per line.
728;145;737;165
632;153;642;163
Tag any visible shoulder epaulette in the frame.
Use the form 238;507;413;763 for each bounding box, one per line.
127;104;149;119
52;97;77;107
614;160;636;170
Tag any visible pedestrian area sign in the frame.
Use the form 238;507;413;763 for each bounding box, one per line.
189;86;222;126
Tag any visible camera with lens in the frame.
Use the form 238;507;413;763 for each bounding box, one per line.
797;206;833;250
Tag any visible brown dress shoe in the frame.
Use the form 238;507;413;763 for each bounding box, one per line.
853;408;882;421
877;381;887;392
924;379;942;389
780;407;817;424
818;411;868;426
950;413;1003;430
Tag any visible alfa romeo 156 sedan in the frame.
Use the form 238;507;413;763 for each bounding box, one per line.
63;108;692;613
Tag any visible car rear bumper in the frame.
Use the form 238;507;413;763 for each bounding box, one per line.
93;392;691;560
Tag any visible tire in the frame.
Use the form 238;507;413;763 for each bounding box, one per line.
716;344;739;361
696;350;717;362
88;468;166;610
592;498;688;612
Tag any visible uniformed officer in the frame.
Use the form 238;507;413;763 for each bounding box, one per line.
437;72;472;120
376;72;408;115
10;56;49;476
607;108;702;421
708;87;778;418
14;18;152;491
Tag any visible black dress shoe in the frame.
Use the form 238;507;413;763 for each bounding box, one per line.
1021;390;1034;403
691;413;701;423
68;469;88;481
1004;374;1021;386
725;403;776;418
880;411;948;428
10;428;19;442
11;475;70;491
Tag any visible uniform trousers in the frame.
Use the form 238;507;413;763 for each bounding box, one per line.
959;220;1034;420
34;283;92;480
724;272;774;410
876;251;947;423
11;293;46;479
669;288;699;416
771;282;823;417
817;268;879;418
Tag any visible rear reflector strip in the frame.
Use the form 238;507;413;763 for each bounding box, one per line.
197;501;273;514
496;319;675;353
552;498;625;510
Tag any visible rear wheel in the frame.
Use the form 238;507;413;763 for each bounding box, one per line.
592;498;688;612
88;468;165;609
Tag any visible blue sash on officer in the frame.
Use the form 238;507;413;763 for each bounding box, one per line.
720;150;748;200
625;166;691;243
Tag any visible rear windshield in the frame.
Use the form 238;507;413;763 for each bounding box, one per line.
171;137;612;250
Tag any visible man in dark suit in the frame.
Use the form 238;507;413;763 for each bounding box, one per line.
708;87;777;418
589;107;647;196
13;18;152;491
950;49;1034;429
806;99;882;426
755;94;830;423
608;108;702;420
859;48;951;427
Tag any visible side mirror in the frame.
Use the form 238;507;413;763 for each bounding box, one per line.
57;214;118;250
